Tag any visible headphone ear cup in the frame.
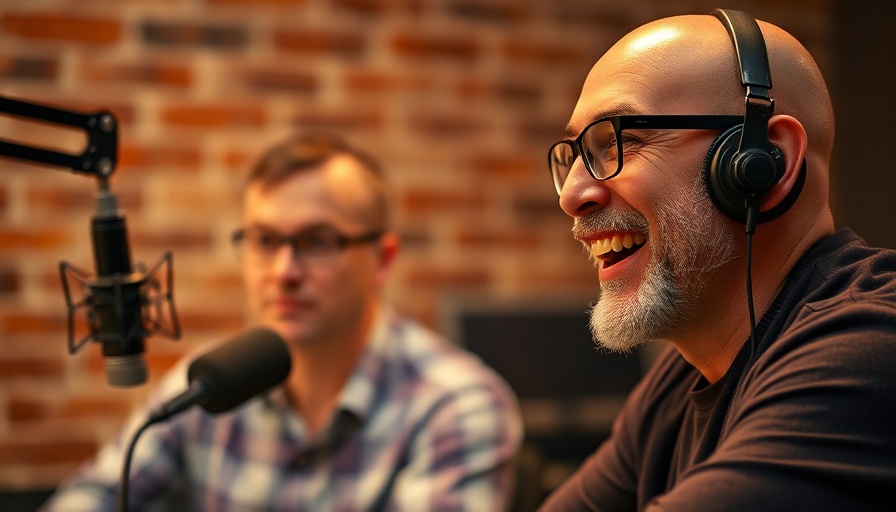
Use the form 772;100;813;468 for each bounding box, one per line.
703;125;789;223
703;126;751;222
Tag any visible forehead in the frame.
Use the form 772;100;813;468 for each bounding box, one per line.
243;155;375;231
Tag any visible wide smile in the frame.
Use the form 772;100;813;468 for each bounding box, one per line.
586;232;647;269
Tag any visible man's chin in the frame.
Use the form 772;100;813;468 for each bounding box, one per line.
263;320;316;347
589;265;685;353
590;317;651;354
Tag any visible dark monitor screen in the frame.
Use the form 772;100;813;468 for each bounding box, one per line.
456;308;645;401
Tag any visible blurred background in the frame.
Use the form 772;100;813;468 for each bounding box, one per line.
1;0;893;509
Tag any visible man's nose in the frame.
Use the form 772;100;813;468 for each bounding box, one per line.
270;242;307;279
558;160;611;218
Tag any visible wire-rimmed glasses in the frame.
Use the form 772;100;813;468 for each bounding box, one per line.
231;226;384;265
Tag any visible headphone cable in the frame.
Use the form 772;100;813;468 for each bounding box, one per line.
744;202;759;362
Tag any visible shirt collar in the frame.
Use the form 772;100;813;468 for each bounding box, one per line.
263;305;398;428
335;306;396;423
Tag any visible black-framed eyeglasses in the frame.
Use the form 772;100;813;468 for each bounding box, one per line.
548;115;743;195
231;226;385;264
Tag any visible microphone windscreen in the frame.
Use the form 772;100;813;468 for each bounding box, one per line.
186;327;291;414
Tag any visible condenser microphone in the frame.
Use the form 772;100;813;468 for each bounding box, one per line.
149;327;292;422
60;187;181;388
89;190;149;387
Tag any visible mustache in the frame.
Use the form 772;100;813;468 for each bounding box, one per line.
572;210;650;241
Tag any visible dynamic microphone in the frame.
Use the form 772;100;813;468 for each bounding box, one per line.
149;327;292;422
121;327;290;512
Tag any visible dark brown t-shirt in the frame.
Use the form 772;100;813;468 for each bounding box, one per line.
540;229;896;511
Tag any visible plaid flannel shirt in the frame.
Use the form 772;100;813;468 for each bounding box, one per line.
42;308;524;511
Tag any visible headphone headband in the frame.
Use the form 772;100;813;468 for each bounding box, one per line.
712;9;776;159
712;9;772;98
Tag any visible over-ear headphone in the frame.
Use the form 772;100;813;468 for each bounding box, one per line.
704;9;806;225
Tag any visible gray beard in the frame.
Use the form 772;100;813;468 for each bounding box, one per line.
581;177;737;353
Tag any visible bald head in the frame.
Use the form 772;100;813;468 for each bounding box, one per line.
571;13;834;205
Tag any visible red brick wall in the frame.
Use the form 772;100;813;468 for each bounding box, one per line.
0;0;832;492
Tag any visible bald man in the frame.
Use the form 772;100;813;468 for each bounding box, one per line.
540;10;896;512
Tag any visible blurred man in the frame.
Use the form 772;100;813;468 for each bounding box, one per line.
540;9;896;511
43;133;523;511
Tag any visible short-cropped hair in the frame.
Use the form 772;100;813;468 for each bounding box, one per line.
247;133;390;228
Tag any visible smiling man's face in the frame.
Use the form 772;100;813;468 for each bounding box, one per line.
558;18;741;352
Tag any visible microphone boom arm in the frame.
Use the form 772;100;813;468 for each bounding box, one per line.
0;94;118;180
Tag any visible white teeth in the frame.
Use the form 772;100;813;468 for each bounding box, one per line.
589;233;647;259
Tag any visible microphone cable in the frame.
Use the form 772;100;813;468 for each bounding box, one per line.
118;416;159;512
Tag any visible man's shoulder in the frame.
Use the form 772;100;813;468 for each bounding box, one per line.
772;228;896;339
798;228;896;297
756;231;896;390
383;314;516;398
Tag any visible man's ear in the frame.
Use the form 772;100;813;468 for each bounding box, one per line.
761;114;808;212
374;231;400;286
